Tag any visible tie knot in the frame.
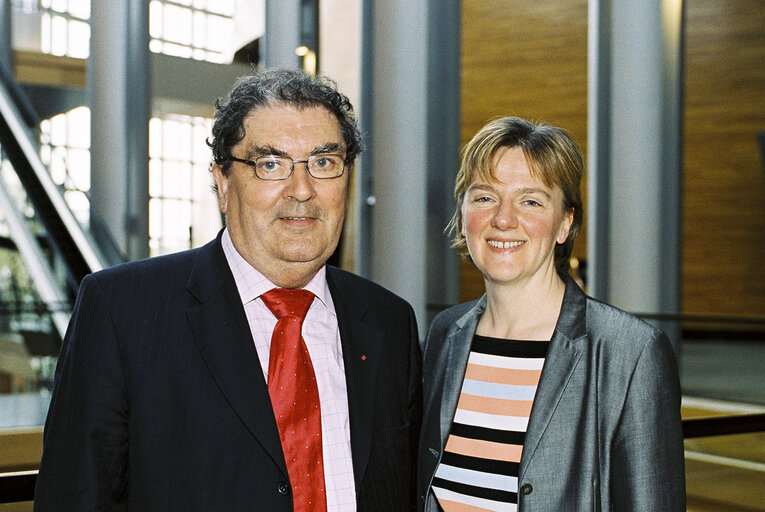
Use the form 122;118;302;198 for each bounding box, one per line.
261;288;315;320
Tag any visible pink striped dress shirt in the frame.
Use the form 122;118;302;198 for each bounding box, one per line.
221;229;357;511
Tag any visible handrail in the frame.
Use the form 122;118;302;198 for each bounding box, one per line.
682;413;765;438
0;470;36;504
0;163;72;338
1;414;764;504
426;303;765;329
0;55;38;129
0;59;109;289
635;312;765;327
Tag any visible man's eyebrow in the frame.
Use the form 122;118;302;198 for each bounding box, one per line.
245;145;288;158
244;143;346;158
310;142;345;156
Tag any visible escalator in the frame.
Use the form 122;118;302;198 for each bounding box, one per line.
0;58;122;339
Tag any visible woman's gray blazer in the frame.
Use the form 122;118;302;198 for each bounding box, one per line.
418;276;685;511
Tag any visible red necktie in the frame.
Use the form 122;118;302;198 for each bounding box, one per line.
261;288;326;512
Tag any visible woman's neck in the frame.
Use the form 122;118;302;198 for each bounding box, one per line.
477;272;567;341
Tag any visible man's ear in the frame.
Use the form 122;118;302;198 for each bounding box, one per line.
212;164;228;214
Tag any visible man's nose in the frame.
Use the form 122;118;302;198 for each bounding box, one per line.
283;161;316;202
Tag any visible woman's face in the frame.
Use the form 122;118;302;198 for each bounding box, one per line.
462;146;573;288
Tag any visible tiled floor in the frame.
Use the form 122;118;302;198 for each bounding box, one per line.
681;337;765;511
683;399;765;511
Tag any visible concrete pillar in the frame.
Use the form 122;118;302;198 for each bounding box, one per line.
361;0;460;335
89;0;150;261
264;0;301;68
588;0;684;349
0;0;12;70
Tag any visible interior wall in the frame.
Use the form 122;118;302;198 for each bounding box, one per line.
682;0;765;317
460;0;765;320
459;0;588;301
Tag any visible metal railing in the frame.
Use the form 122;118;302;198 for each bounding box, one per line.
1;413;763;504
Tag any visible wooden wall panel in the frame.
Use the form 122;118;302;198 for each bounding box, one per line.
460;0;588;301
460;0;765;320
683;0;765;317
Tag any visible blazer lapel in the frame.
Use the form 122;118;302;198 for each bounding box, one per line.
519;277;587;479
185;236;287;476
438;298;486;449
327;268;384;490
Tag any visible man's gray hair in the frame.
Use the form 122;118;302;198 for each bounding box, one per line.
208;67;364;176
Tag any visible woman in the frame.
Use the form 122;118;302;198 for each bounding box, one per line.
418;117;685;511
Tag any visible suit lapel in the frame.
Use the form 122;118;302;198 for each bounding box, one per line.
438;298;486;449
519;276;587;479
326;267;384;491
185;236;287;476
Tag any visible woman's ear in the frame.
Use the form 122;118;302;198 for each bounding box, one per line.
557;208;574;244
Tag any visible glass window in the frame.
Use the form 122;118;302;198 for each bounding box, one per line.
40;107;91;225
36;2;91;58
31;1;241;63
149;0;235;63
148;115;220;257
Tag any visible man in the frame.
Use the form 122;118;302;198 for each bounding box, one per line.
34;68;422;511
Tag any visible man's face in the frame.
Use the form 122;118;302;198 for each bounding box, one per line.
212;104;349;288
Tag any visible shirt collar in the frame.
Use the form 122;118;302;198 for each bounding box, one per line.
221;228;335;314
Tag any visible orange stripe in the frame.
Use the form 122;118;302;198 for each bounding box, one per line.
456;393;534;417
445;435;523;463
438;498;499;512
465;363;542;386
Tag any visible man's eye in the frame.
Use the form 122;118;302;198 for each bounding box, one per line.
523;199;542;207
313;155;342;170
314;157;330;168
258;158;283;172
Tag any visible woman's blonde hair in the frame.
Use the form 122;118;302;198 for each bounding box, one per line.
447;116;583;277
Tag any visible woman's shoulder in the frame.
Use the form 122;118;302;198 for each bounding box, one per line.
581;294;671;358
584;296;660;334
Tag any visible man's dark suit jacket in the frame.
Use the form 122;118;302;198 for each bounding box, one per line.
34;234;422;511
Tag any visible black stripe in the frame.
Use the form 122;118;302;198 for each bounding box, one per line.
471;334;549;358
432;477;518;503
450;422;526;445
441;451;520;476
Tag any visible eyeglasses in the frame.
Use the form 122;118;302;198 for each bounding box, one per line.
227;153;347;180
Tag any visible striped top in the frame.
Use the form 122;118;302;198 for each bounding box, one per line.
432;334;548;512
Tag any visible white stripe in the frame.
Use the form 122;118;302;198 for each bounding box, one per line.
432;486;517;512
435;463;518;492
468;352;545;370
685;450;765;473
454;408;529;431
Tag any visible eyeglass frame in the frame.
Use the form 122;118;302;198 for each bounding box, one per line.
226;153;348;181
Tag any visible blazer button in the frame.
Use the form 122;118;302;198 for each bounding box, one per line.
277;481;290;496
520;483;533;495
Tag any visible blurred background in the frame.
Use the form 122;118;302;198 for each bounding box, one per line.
0;0;763;510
